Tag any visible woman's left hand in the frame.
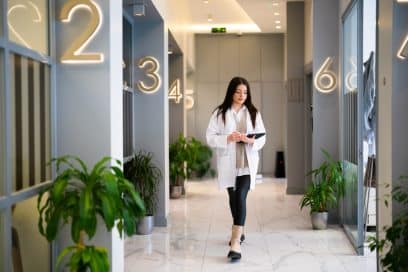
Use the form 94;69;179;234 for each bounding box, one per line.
240;134;255;144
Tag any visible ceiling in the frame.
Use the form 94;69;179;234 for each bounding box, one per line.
187;0;303;34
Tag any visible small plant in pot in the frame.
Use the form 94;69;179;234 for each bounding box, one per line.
187;137;216;179
169;134;189;199
37;155;145;271
300;149;345;230
124;151;161;235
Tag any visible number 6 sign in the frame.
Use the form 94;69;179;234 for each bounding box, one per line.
314;57;337;93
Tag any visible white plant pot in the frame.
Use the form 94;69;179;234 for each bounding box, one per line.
311;212;328;230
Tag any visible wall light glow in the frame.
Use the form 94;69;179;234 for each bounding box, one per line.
185;89;195;110
345;58;357;92
314;57;337;93
397;34;408;60
8;1;42;49
60;0;104;64
137;56;161;94
168;79;182;103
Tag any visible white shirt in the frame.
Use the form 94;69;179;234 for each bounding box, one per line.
231;107;250;177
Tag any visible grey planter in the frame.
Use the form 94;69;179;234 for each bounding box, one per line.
311;212;328;230
136;215;154;235
170;185;183;199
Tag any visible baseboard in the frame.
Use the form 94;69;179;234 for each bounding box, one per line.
286;187;305;195
154;215;168;227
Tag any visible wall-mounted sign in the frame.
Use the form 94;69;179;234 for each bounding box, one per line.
137;56;161;94
185;89;194;110
8;0;42;50
168;79;182;103
59;0;104;64
211;27;227;33
314;57;337;93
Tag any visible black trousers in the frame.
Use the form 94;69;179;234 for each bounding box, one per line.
227;175;250;226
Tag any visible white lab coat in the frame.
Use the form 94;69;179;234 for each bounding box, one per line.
206;108;266;190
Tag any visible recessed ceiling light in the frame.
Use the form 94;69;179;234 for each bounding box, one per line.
276;25;281;29
207;14;213;22
272;2;279;6
274;12;280;16
275;20;281;24
203;0;209;3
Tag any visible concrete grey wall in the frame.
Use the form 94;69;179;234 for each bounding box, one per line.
391;1;408;228
286;2;305;194
191;34;285;175
169;53;184;143
304;0;313;66
55;0;124;270
312;0;339;166
133;21;169;227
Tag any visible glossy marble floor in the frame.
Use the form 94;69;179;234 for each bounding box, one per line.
125;178;376;272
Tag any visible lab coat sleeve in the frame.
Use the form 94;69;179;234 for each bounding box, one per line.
251;112;266;151
206;111;228;149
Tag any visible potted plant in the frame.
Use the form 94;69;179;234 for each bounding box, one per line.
169;134;190;199
124;151;161;235
187;137;216;179
368;177;407;272
37;155;145;272
300;149;345;229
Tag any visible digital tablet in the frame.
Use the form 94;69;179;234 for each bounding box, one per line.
246;132;266;139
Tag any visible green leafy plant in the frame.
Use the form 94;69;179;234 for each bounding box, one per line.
169;134;215;186
300;149;345;213
124;151;161;215
37;155;145;272
187;137;216;179
169;134;190;186
368;176;408;272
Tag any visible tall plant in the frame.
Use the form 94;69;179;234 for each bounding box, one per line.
169;134;190;186
124;151;161;215
368;177;408;272
300;149;345;212
37;156;145;272
188;137;215;178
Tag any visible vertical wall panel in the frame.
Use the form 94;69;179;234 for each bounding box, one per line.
196;35;219;82
219;36;240;82
261;35;284;82
239;36;261;82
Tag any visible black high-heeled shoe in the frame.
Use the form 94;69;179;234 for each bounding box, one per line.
227;250;242;261
228;234;245;246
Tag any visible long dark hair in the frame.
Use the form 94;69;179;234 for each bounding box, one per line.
215;76;258;127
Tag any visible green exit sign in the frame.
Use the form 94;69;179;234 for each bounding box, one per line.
211;27;227;33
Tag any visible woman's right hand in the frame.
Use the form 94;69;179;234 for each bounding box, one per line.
227;131;241;143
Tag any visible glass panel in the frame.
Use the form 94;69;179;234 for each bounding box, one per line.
342;3;358;242
362;0;377;238
7;0;49;54
123;17;133;158
9;53;51;192
12;196;50;272
0;50;4;196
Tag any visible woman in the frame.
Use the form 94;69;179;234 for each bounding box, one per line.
206;76;266;261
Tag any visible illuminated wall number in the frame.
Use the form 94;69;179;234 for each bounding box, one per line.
168;79;182;103
314;57;337;93
8;0;42;49
59;0;104;63
397;34;408;60
185;89;195;110
137;56;161;93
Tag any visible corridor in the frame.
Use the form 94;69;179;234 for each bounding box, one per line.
125;178;376;272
